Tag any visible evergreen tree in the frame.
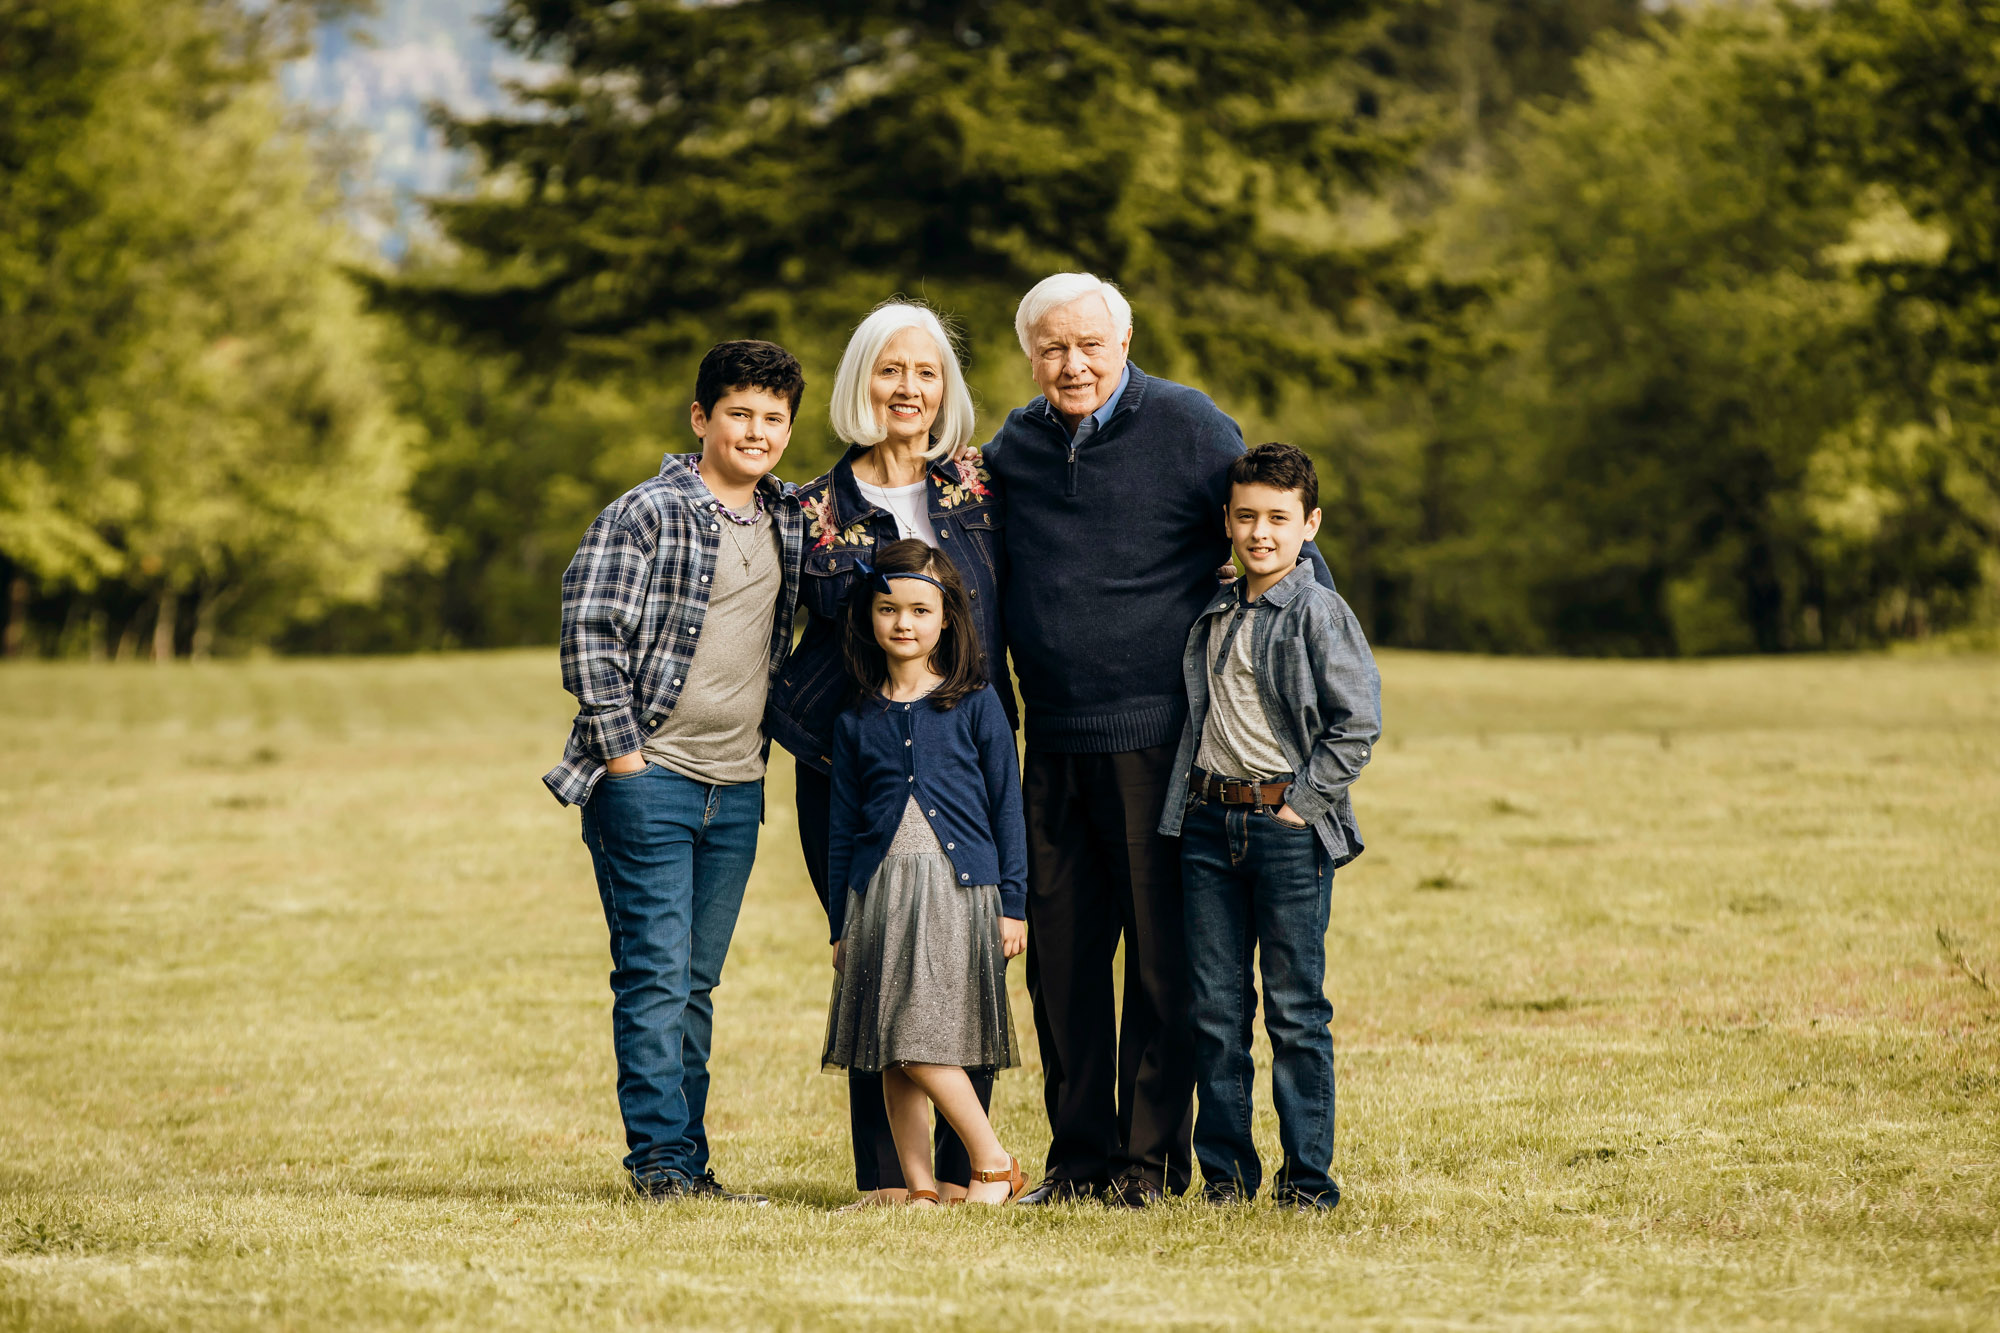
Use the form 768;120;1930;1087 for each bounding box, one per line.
0;0;424;657
400;0;1461;481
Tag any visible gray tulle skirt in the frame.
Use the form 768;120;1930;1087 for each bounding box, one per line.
822;798;1019;1073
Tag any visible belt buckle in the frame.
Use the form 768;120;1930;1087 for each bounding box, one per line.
1223;779;1248;804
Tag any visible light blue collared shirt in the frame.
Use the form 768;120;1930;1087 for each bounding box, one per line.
1054;364;1132;439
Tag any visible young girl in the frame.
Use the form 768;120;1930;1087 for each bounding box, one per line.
821;538;1028;1206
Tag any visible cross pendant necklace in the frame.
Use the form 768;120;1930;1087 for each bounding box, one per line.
724;520;756;570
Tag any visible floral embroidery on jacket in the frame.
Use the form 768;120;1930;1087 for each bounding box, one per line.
803;488;871;551
936;450;993;510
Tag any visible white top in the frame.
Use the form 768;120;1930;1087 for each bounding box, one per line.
855;476;937;546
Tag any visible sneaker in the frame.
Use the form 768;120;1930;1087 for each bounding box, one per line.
1199;1180;1251;1205
1272;1184;1340;1212
688;1170;771;1206
631;1169;694;1201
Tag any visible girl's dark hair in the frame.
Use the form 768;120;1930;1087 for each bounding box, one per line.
841;538;986;710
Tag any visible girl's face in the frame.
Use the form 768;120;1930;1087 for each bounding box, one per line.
871;577;945;668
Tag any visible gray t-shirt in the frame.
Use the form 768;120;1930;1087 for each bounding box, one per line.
1195;604;1290;781
643;503;783;785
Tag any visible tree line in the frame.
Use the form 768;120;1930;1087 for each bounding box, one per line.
2;0;1994;660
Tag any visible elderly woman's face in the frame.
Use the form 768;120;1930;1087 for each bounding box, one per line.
1029;295;1131;426
870;326;943;449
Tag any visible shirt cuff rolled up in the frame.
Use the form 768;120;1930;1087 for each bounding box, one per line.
577;706;643;762
1283;781;1333;826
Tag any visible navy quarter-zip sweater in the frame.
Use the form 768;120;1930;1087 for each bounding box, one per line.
826;683;1027;943
985;362;1330;754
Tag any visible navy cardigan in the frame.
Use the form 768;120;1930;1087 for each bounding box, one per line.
825;683;1027;943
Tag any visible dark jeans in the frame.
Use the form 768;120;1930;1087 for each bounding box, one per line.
580;764;761;1183
1022;744;1194;1193
1180;796;1337;1201
795;759;992;1190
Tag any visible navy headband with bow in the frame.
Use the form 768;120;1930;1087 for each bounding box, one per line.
854;559;946;597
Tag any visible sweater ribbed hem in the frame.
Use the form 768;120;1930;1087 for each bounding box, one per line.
1022;696;1184;755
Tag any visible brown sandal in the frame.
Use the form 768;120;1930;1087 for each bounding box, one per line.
969;1154;1027;1203
905;1189;940;1206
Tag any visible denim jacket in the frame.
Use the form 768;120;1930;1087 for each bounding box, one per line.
1157;561;1382;867
765;444;1014;774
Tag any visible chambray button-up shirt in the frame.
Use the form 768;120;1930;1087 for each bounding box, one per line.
1158;561;1382;866
543;453;805;807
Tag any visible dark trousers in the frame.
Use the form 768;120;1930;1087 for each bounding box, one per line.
1022;744;1194;1193
1180;797;1338;1201
794;760;991;1190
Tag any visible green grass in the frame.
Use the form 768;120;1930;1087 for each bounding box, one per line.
2;649;1997;1331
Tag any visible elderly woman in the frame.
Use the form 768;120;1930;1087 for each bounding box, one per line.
765;300;1013;1208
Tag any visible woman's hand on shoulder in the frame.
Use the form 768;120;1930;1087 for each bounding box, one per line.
1000;916;1026;959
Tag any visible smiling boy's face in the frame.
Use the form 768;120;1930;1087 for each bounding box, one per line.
690;386;793;493
1227;480;1322;587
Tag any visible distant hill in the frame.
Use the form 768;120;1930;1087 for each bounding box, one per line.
282;0;545;255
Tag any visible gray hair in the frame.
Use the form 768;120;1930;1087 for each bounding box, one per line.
828;301;976;460
1013;272;1133;358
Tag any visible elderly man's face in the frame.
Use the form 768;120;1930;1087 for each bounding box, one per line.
1028;295;1132;428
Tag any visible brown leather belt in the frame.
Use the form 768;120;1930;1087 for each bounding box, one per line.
1190;771;1290;807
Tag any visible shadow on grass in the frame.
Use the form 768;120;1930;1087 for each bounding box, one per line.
298;1177;865;1211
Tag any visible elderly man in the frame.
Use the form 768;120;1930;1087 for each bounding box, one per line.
985;273;1331;1206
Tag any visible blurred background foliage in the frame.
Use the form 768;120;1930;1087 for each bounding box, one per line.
2;0;1996;659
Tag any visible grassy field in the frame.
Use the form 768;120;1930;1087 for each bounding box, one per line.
2;648;1997;1331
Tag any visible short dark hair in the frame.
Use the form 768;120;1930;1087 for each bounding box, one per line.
841;539;987;711
695;340;806;418
1228;442;1318;515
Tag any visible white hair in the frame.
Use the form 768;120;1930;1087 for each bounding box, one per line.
828;301;976;460
1014;272;1133;358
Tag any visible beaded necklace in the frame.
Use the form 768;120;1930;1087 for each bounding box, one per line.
691;457;765;526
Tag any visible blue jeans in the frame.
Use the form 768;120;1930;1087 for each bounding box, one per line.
579;764;762;1183
1180;796;1338;1202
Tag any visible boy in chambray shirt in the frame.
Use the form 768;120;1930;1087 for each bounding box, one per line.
1158;443;1381;1210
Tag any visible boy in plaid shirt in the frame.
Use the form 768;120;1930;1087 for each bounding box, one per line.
546;341;807;1201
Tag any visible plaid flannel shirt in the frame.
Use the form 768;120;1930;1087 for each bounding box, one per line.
543;453;805;807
